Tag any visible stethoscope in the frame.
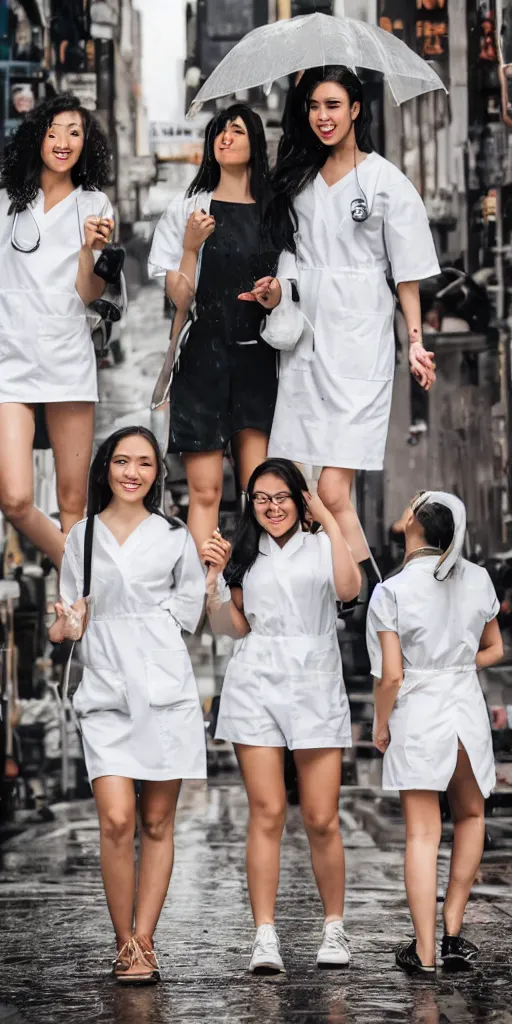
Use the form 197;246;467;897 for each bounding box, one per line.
10;192;83;253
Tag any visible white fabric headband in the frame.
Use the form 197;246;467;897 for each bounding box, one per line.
411;490;466;581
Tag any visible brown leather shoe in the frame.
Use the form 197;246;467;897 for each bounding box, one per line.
112;936;159;984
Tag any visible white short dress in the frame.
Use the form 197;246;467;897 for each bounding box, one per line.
366;555;499;797
0;186;113;403
215;529;352;749
60;513;207;783
265;153;440;470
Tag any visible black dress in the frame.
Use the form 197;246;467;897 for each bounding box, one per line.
168;200;279;454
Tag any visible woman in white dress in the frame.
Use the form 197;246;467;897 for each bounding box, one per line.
202;458;360;974
0;94;114;566
366;491;503;976
49;426;206;984
252;67;439;589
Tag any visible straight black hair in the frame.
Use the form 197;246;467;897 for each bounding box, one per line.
415;501;455;553
268;66;374;252
225;458;309;587
0;93;110;214
187;102;270;205
87;426;181;527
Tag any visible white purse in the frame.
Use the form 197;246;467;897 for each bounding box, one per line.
260;278;305;352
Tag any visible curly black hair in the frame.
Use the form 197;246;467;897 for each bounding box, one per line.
0;94;110;213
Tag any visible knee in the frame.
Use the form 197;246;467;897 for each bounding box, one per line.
302;807;340;840
101;810;135;846
188;480;222;510
56;481;86;517
406;823;442;845
317;477;351;516
140;814;173;842
0;489;33;522
250;799;286;838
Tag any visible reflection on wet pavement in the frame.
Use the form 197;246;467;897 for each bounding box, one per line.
1;779;511;1023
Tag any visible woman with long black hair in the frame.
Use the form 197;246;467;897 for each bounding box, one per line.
367;491;503;975
148;103;283;550
49;426;206;983
202;458;360;973
0;94;113;566
257;67;440;589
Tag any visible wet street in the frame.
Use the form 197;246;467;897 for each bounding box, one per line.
1;283;512;1023
1;776;512;1024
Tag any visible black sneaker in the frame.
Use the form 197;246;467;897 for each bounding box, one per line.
441;934;478;972
396;940;436;977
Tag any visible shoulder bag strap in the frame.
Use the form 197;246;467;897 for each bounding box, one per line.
83;513;94;599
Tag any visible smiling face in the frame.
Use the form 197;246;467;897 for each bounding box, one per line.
308;81;359;147
108;435;158;506
40;110;85;176
250;472;299;540
213;115;251;169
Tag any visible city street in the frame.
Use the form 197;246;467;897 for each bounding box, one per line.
0;282;511;1022
1;780;512;1024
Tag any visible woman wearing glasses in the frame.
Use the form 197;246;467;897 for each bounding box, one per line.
0;94;113;566
202;458;360;973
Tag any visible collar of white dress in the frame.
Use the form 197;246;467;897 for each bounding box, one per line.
258;526;307;559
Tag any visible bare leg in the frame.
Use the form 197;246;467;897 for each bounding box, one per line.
294;748;345;919
400;790;441;966
235;744;286;926
0;403;66;565
45;401;95;535
183;450;224;551
134;779;182;940
93;776;137;948
231;428;269;490
317;467;369;562
443;748;485;936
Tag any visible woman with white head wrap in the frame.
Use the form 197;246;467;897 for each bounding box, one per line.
367;491;503;977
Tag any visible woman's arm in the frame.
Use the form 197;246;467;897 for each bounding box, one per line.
476;617;504;670
303;492;361;602
397;280;436;392
373;630;403;752
202;532;250;639
165;211;215;311
75;215;114;305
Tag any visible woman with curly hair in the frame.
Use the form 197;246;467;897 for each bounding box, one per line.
0;93;113;566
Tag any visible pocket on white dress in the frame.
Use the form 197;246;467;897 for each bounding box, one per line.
319;306;394;381
145;648;193;708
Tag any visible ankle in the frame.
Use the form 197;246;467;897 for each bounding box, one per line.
116;933;133;950
255;919;275;928
324;914;344;925
415;939;435;967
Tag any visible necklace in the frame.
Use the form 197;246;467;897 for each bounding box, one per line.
403;546;442;566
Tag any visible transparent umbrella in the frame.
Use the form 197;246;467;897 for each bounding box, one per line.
187;13;446;117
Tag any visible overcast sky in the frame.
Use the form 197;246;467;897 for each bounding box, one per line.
134;0;186;124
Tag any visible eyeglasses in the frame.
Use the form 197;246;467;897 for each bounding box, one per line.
250;491;293;506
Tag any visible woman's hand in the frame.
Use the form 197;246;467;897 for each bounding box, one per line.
302;489;333;528
238;276;282;310
373;720;390;754
409;341;436;391
201;530;232;589
183;210;215;254
83;215;114;252
49;597;89;643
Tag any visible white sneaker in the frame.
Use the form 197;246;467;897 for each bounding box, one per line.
316;920;351;967
249;924;285;974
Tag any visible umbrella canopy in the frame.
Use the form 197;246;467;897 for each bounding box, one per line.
187;13;447;117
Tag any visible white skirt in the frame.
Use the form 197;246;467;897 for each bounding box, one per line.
383;667;495;797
